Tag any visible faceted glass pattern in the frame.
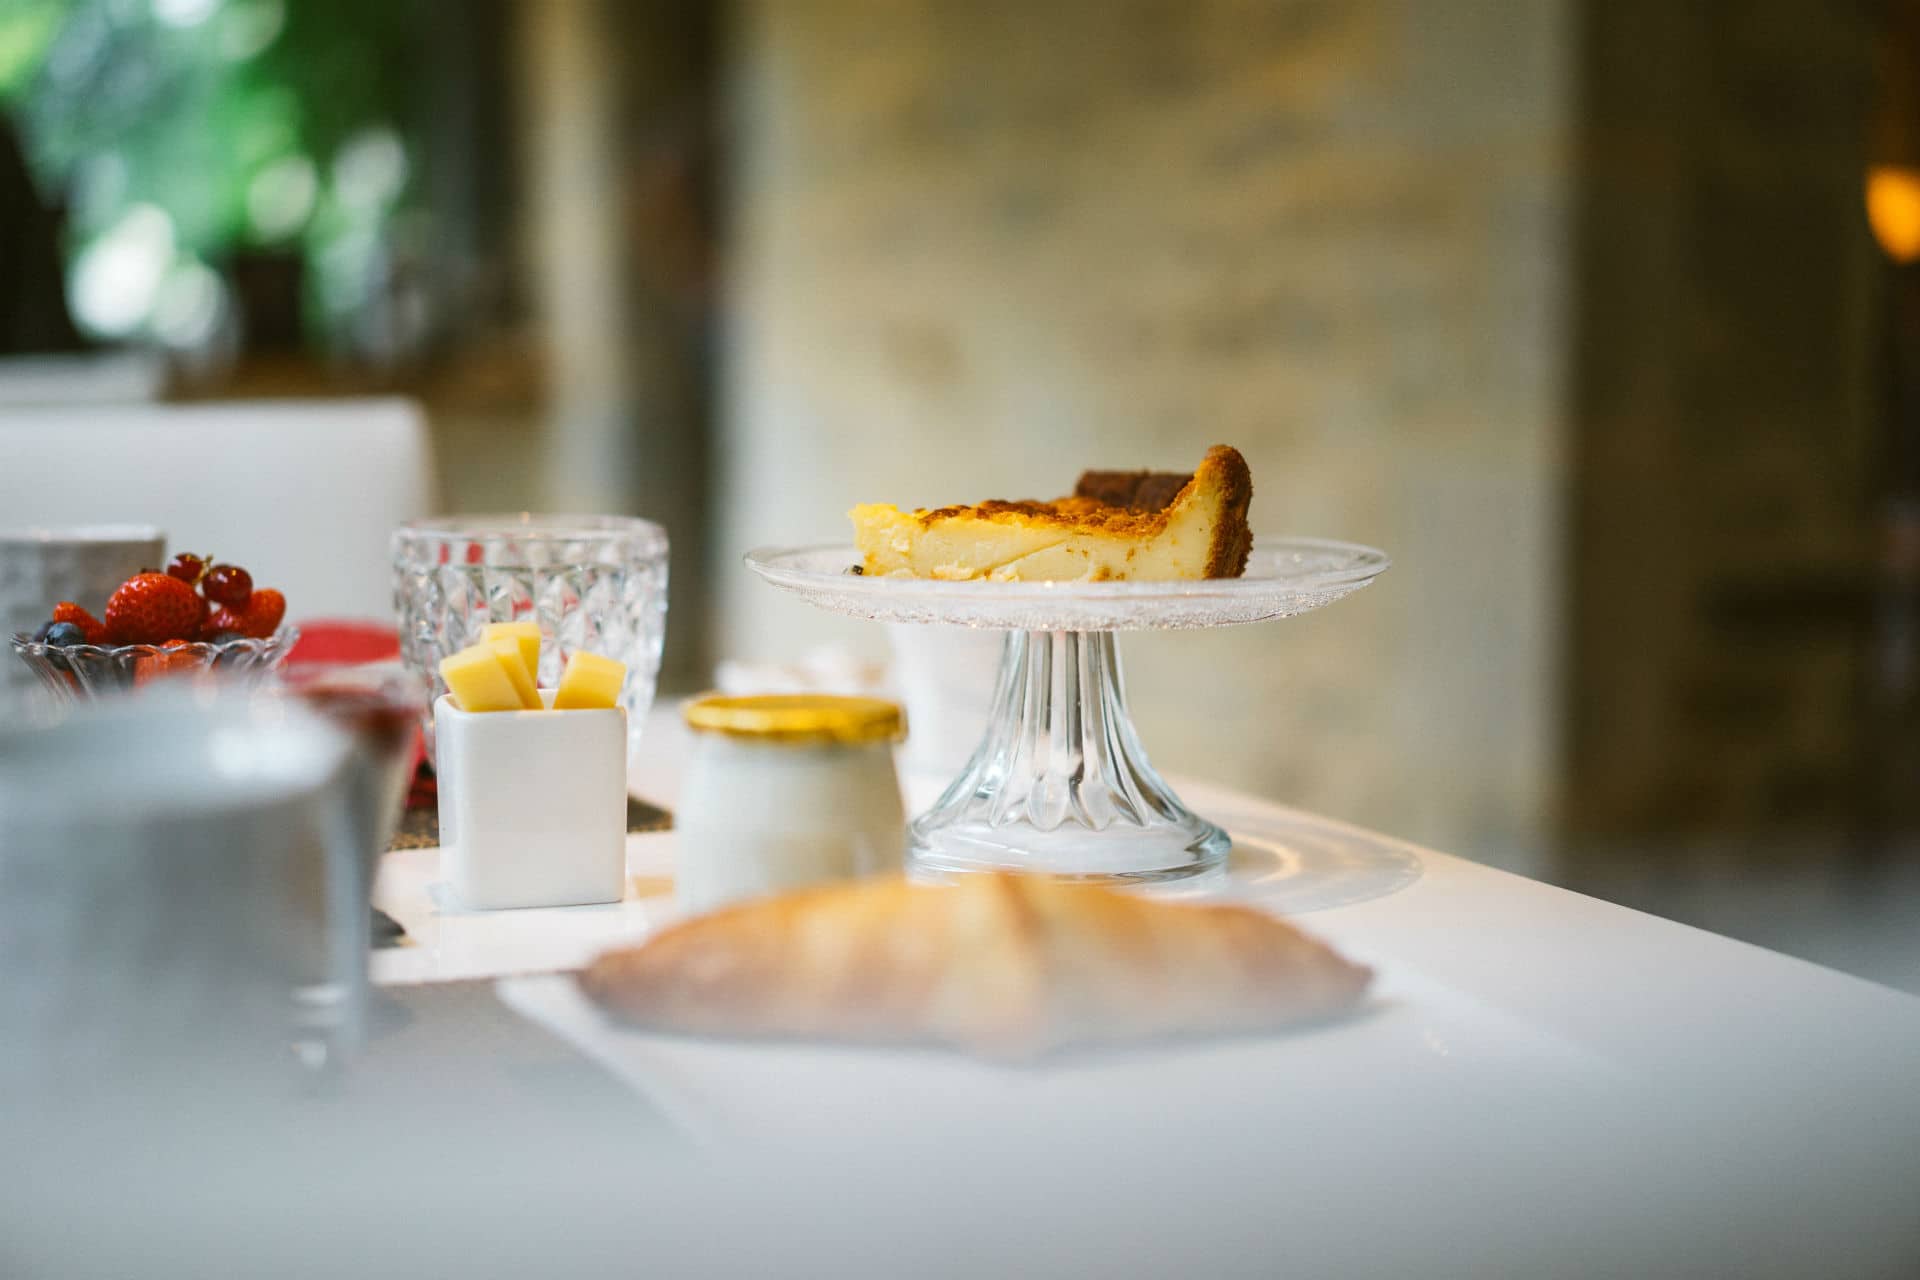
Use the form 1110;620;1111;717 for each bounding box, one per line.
391;515;668;782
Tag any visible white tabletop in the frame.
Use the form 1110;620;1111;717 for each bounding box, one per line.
370;710;1920;1277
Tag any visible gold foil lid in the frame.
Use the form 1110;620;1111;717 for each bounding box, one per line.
683;693;905;745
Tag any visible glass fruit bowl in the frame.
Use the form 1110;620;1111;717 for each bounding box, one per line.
8;627;301;705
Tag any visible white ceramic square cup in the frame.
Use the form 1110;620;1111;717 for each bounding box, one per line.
434;692;627;909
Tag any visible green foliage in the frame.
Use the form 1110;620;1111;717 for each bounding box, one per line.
6;0;423;342
0;1;66;99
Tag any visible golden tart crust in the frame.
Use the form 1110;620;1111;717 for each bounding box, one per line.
850;445;1253;582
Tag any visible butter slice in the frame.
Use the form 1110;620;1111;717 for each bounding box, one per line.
482;621;541;684
552;650;627;711
488;636;542;710
440;643;525;713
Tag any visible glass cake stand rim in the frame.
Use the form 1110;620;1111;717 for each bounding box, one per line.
743;534;1390;632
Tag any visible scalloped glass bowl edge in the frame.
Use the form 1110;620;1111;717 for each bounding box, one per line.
8;627;301;702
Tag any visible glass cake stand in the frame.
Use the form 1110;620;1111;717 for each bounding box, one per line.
744;537;1390;885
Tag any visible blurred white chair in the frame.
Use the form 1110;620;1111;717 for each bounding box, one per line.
0;398;436;622
0;351;166;406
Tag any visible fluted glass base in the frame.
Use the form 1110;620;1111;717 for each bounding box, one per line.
908;631;1231;883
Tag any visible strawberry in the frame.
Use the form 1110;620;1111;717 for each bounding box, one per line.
104;573;204;645
51;601;109;645
135;644;203;686
238;587;285;639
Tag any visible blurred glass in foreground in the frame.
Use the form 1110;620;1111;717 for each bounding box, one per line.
0;685;360;1101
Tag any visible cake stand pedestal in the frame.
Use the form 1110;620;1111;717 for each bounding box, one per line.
911;630;1226;881
745;537;1389;885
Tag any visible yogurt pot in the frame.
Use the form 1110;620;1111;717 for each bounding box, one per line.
676;694;907;914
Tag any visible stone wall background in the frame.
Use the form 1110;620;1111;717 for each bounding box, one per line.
716;0;1575;870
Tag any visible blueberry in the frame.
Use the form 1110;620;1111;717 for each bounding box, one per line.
206;631;245;646
30;620;54;643
40;620;86;672
43;622;87;647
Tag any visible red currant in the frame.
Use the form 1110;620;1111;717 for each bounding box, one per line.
202;563;253;607
166;553;206;585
